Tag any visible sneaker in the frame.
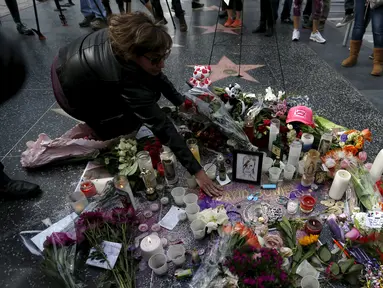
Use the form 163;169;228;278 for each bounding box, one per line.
281;18;293;24
292;29;300;41
336;14;354;28
224;18;234;27
231;19;242;28
16;23;34;35
310;31;326;43
90;18;107;31
79;15;95;27
192;1;204;9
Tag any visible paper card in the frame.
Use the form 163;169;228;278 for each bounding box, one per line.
159;206;185;230
31;212;78;251
86;241;122;270
136;126;154;140
365;211;383;229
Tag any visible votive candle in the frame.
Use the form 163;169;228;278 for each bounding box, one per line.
80;180;97;197
300;195;316;213
141;235;164;261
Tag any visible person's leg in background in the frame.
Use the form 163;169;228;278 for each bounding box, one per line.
292;0;303;40
219;0;228;18
192;0;204;9
224;0;235;26
319;0;330;31
272;0;279;23
102;0;113;16
370;5;383;76
336;0;354;27
267;0;276;35
231;0;243;27
172;0;187;31
342;0;370;67
87;0;107;30
302;0;312;29
4;0;33;35
79;0;96;27
280;0;293;24
253;0;268;33
151;0;167;23
309;0;326;43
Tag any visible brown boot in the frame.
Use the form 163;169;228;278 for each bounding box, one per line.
179;14;188;32
371;48;383;76
342;40;362;67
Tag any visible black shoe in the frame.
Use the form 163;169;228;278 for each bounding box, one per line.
16;23;34;35
90;18;107;30
252;25;266;33
281;18;293;24
179;15;188;32
192;1;204;9
219;10;227;18
79;15;95;27
265;26;274;37
0;180;42;200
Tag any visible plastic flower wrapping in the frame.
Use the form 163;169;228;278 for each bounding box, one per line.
183;87;258;151
338;129;372;154
197;205;229;233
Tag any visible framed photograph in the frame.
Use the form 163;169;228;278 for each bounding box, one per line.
232;150;263;185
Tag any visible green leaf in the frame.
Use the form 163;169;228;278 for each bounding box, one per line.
293;244;303;263
318;245;332;263
279;221;292;240
339;259;355;274
330;263;340;275
345;273;360;285
345;264;363;274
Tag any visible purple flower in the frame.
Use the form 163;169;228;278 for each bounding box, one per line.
243;278;257;285
358;151;367;162
340;134;348;143
44;232;75;248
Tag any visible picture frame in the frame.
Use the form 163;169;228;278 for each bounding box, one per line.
232;150;263;185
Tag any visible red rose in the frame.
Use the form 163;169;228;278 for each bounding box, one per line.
263;119;271;125
184;99;193;109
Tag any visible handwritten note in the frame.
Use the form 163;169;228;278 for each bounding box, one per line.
86;241;122;270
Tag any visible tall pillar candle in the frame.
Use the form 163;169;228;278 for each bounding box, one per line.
329;170;351;200
370;149;383;183
301;133;314;152
268;120;280;152
288;140;302;168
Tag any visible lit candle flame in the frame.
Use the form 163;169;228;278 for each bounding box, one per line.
119;184;124;189
148;237;152;244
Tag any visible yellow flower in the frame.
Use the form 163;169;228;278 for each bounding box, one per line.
298;234;319;246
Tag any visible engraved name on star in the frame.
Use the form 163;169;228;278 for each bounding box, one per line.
188;56;265;83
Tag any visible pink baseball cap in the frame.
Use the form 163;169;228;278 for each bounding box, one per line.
286;106;314;125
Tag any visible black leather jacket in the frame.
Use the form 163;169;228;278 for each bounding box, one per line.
55;29;201;175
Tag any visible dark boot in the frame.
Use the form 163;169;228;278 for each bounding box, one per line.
265;26;274;37
79;15;95;27
16;23;33;35
252;22;266;33
192;1;204;8
179;14;187;32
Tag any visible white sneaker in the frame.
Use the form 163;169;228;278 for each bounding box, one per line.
292;29;300;41
310;31;326;44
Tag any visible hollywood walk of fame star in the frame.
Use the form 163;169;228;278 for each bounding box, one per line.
188;56;265;83
195;23;238;35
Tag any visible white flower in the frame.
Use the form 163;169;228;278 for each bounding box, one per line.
104;158;110;165
118;150;126;157
264;87;277;102
206;222;218;234
119;157;126;163
280;247;293;258
277;91;285;100
325;158;336;168
339;142;345;147
197;206;229;226
287;124;293;130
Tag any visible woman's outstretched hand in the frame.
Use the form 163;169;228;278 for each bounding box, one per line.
194;169;223;197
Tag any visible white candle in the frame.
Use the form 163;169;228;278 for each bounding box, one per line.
140;235;164;261
329;170;351;200
301;133;314;152
370;149;383;183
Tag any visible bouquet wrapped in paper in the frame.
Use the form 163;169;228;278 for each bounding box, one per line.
183;87;258;151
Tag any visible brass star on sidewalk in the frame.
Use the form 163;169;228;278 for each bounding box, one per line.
195;23;238;35
188;56;265;83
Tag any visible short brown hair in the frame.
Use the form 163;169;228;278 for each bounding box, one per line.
109;12;172;61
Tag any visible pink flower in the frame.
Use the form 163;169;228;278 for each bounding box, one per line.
340;159;350;169
365;163;373;170
44;232;75;248
358;151;367;162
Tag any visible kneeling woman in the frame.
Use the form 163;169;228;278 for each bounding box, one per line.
51;12;222;197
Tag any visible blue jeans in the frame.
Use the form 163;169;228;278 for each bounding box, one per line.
80;0;106;19
352;0;383;48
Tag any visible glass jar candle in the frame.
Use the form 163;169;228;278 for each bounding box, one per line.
80;180;97;197
304;217;323;235
287;199;299;214
301;149;320;187
300;195;316;213
318;133;333;156
160;151;178;185
137;151;157;187
186;138;201;163
243;115;255;144
301;133;314;152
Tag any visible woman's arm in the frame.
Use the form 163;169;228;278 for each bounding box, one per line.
158;73;185;107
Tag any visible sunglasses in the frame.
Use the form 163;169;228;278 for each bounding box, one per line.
143;50;171;65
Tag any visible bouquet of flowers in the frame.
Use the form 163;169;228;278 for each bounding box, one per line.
197;205;229;234
183;87;257;151
322;149;365;177
99;138;138;177
338;129;372;155
75;207;136;288
42;232;83;288
225;246;290;288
